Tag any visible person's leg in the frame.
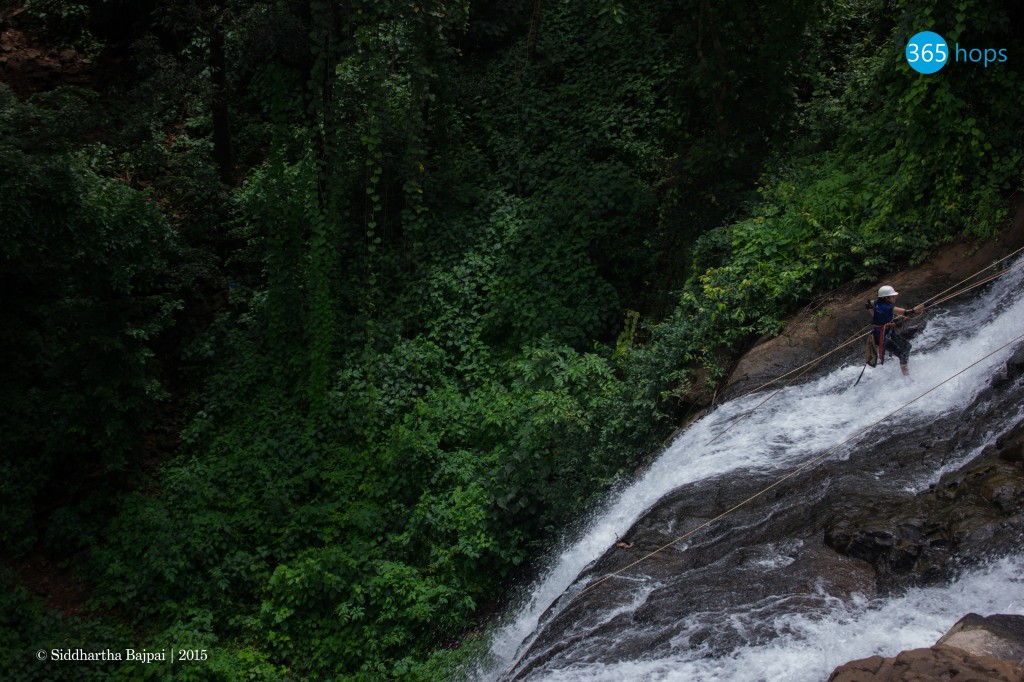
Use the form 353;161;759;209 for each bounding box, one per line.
888;334;912;373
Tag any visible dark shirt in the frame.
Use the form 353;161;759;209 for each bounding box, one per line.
871;300;899;345
872;301;895;326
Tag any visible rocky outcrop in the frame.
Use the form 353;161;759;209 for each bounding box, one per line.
828;613;1024;681
938;613;1024;662
828;645;1023;681
823;371;1024;592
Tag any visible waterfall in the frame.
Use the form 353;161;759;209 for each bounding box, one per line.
495;555;1024;682
472;257;1024;682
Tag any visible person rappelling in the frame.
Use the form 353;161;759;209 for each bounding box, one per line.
866;285;925;377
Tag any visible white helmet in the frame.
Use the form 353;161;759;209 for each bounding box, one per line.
878;285;898;297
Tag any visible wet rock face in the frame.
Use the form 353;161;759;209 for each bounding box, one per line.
828;613;1024;682
824;411;1024;593
824;500;940;583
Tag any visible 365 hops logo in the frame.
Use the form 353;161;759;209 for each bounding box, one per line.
905;30;1008;74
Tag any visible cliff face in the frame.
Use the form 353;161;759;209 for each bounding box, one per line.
502;345;1024;680
726;214;1024;679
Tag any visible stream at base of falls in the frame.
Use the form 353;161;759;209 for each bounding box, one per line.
471;257;1024;682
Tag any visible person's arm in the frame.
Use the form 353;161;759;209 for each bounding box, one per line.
896;304;925;316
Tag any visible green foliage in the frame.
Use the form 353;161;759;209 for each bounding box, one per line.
258;549;474;677
17;0;99;52
5;0;1023;679
0;86;187;553
90;298;655;678
0;568;131;682
666;0;1024;374
0;572;284;682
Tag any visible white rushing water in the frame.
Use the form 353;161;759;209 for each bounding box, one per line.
473;258;1024;682
518;555;1024;682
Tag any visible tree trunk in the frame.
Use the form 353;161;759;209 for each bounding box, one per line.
210;11;232;184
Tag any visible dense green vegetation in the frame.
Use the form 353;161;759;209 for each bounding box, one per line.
2;0;1022;679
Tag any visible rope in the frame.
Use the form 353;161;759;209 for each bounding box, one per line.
705;326;873;446
720;324;872;404
919;243;1024;308
704;250;1024;446
925;258;1024;310
574;330;1024;601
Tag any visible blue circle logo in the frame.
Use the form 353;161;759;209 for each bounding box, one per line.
906;31;948;74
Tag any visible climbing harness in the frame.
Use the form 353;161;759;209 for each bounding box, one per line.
574;329;1024;601
865;297;902;370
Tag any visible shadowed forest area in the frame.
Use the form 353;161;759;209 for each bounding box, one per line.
2;0;1023;679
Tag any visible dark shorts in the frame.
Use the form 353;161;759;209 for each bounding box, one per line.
884;331;911;365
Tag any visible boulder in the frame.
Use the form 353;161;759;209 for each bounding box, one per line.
936;613;1024;661
828;645;1023;681
828;614;1024;681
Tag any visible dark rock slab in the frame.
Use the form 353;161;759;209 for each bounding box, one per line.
824;373;1024;592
